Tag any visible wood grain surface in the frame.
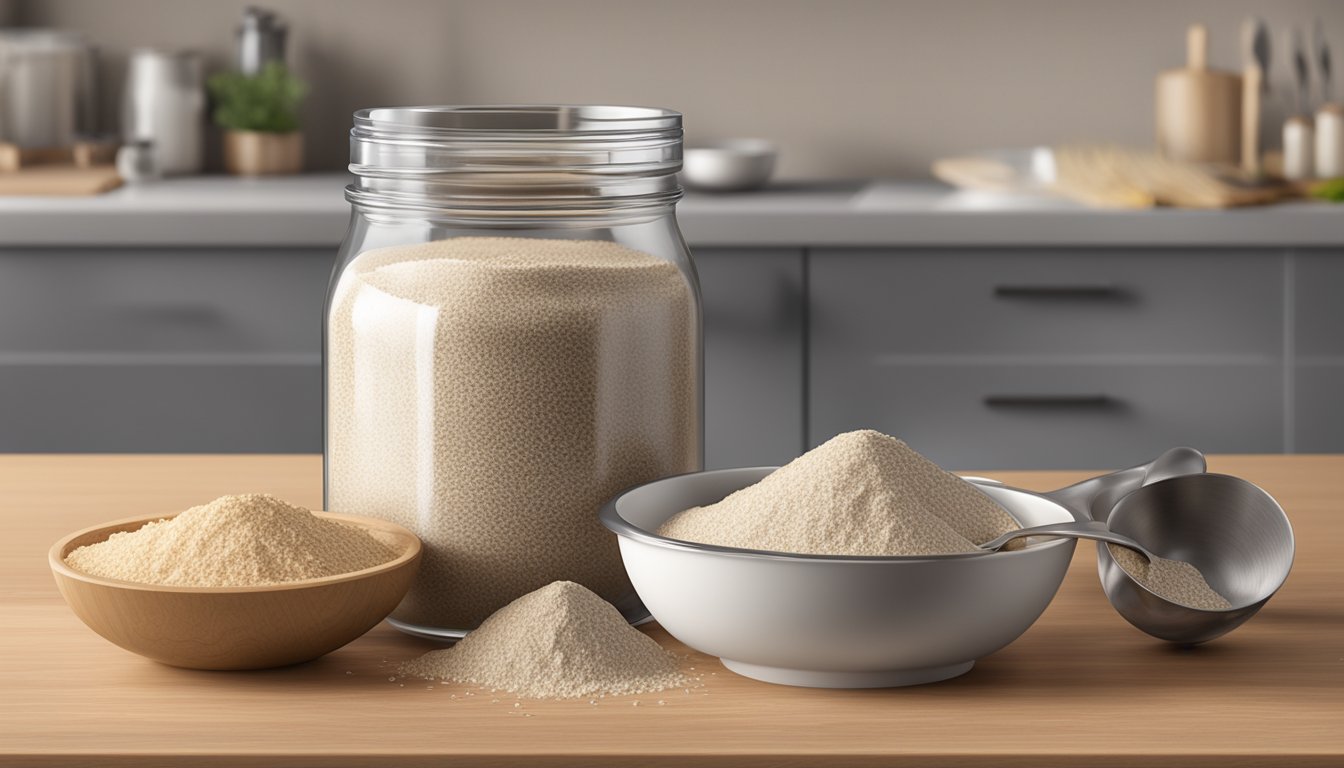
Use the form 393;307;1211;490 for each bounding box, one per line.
0;454;1340;767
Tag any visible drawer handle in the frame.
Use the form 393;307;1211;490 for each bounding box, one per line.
993;285;1124;299
984;394;1115;408
113;303;225;324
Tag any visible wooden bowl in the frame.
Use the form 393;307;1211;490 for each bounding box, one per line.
49;511;421;670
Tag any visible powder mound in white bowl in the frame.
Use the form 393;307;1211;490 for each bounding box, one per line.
398;581;686;699
64;494;399;587
657;429;1021;556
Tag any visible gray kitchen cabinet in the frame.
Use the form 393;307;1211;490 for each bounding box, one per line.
0;247;331;452
809;362;1282;470
1294;367;1344;452
0;246;806;460
0;248;331;354
1293;250;1344;452
809;248;1287;469
696;248;805;468
810;249;1283;358
0;363;320;452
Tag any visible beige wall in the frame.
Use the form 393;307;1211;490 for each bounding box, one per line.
16;0;1344;177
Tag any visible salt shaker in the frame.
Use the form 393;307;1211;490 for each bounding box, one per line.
115;140;161;182
1283;115;1315;180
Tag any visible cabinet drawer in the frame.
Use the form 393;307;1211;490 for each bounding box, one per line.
810;249;1284;357
0;248;333;355
0;363;320;452
810;363;1282;470
698;248;805;468
1294;365;1344;452
1294;251;1344;357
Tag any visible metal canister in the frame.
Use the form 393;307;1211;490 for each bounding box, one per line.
0;29;97;148
121;49;204;176
236;7;288;74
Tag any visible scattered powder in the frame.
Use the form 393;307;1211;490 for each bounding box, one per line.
64;494;399;587
658;430;1020;556
1108;545;1233;611
398;581;687;699
327;237;697;630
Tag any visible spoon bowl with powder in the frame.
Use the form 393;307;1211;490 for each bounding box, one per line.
1098;473;1294;645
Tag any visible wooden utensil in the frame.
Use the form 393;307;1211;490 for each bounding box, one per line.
1156;24;1242;165
1242;63;1263;175
1241;17;1272;176
49;511;421;670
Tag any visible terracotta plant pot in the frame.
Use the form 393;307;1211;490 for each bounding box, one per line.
223;130;303;175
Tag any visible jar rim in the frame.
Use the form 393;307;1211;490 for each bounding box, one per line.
352;105;682;136
348;105;683;219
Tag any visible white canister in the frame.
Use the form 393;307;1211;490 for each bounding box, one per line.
1283;115;1315;181
1315;104;1344;179
121;49;204;175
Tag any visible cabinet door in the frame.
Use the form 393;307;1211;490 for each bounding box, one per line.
809;248;1285;469
0;247;330;452
0;363;319;453
697;248;805;469
809;248;1283;357
0;248;332;354
1293;250;1344;451
809;362;1282;470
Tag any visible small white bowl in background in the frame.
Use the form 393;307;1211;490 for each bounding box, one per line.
681;139;777;192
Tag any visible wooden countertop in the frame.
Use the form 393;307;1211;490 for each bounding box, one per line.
1;454;1340;767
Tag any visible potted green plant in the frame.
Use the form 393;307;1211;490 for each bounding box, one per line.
207;61;307;175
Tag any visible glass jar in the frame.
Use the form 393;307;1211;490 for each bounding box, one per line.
325;106;701;638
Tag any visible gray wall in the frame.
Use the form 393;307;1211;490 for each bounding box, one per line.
13;0;1344;178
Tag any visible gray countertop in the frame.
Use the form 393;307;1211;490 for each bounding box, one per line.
1;173;1341;248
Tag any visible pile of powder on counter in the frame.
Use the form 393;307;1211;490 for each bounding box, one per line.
64;494;399;587
657;429;1020;556
398;581;686;699
1108;545;1233;611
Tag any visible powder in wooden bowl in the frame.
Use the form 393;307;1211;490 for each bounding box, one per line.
64;494;399;587
397;581;686;699
657;429;1020;556
1107;544;1233;611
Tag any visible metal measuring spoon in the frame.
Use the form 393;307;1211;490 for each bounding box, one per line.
1098;473;1295;645
1028;446;1208;523
979;520;1156;559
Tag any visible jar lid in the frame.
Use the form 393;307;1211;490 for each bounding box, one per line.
347;105;683;218
354;105;681;137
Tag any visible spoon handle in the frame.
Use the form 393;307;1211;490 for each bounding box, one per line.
1043;447;1206;523
981;521;1156;561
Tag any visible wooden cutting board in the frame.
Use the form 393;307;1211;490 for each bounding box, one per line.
0;165;123;196
0;454;1340;767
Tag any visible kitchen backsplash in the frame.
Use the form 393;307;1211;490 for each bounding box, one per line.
8;0;1344;177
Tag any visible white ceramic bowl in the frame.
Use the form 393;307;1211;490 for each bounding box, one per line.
600;468;1076;688
681;140;777;191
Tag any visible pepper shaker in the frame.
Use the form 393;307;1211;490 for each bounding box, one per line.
1284;115;1315;180
1316;105;1344;178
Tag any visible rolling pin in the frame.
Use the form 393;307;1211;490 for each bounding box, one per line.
1157;24;1242;165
